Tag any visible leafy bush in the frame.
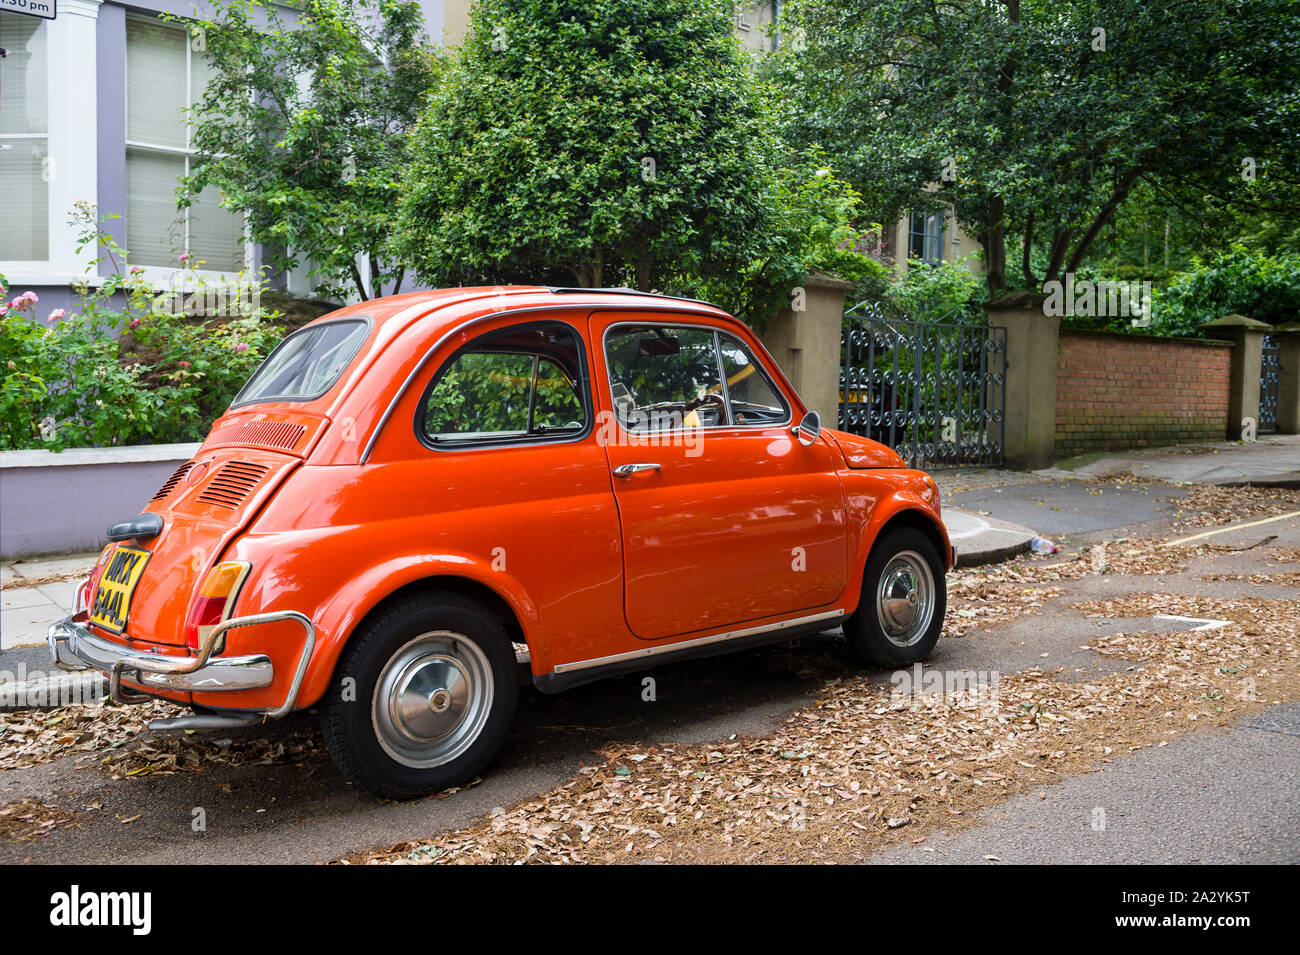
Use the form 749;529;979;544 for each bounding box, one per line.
1151;247;1300;338
0;206;284;451
880;258;985;323
682;152;891;330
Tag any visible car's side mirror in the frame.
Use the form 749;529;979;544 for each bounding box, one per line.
791;410;821;447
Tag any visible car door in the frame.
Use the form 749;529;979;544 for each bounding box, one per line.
589;310;850;641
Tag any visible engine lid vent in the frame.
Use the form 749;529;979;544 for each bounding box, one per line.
207;419;308;452
150;462;195;502
196;461;271;509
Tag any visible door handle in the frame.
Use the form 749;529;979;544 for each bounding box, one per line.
613;463;662;478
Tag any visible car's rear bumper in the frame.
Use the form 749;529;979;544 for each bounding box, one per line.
47;610;314;718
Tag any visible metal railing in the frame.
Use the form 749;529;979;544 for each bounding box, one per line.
1260;334;1281;434
840;301;1006;467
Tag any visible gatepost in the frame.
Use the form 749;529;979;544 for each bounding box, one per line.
985;292;1059;470
759;271;855;428
1200;314;1273;440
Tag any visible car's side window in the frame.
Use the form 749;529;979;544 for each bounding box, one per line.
419;323;588;446
717;334;789;426
605;325;728;431
604;324;789;431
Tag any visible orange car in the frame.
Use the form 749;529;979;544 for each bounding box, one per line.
49;287;952;798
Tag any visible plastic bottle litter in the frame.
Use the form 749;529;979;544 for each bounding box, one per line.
1030;536;1058;555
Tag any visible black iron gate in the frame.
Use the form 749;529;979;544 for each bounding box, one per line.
839;301;1007;467
1260;334;1281;434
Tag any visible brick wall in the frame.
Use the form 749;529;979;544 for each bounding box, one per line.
1055;331;1233;458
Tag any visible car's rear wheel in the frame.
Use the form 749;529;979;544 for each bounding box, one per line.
845;526;946;667
321;592;517;799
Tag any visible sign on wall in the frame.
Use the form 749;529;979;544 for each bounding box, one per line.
0;0;56;20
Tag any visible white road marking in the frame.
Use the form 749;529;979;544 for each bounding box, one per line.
1154;614;1231;632
1165;510;1300;546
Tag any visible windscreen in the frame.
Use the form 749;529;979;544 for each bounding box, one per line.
234;319;369;406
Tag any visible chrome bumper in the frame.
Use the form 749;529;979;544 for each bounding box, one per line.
47;610;315;719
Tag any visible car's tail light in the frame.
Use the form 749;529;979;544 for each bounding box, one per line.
76;545;115;613
184;561;251;652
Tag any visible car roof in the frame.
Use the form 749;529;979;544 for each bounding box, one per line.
312;285;733;336
274;286;747;429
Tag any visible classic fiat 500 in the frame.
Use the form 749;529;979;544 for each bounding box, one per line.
49;287;951;798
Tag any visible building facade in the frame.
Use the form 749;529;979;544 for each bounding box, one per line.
1;1;460;316
0;1;793;317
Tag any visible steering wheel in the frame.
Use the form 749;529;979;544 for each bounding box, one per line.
681;392;726;417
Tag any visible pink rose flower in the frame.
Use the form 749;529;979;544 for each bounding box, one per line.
129;318;140;328
179;253;189;263
234;342;249;353
10;291;39;311
48;308;66;321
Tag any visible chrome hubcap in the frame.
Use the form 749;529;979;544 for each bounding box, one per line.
876;551;935;648
372;631;493;769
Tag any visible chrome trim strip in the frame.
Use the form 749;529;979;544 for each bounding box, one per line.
359;301;732;464
551;608;846;674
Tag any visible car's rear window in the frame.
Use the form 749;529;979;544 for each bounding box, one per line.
233;319;369;406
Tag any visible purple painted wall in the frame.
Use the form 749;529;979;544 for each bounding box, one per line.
0;445;200;558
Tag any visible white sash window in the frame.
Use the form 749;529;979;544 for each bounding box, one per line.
0;13;49;262
125;17;244;272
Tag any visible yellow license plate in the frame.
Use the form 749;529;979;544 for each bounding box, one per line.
90;545;152;633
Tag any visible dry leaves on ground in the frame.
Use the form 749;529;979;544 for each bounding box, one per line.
939;536;1251;639
0;798;78;843
0;699;324;777
1166;484;1300;530
1202;571;1300;586
344;583;1297;865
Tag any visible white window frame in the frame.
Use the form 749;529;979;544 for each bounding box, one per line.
0;11;52;273
124;13;251;286
907;210;945;266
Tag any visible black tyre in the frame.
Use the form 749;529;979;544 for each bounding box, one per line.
845;526;946;667
321;591;517;799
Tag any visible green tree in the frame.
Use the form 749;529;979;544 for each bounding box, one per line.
680;149;892;329
1151;247;1300;337
780;0;1300;298
180;0;440;301
394;0;777;293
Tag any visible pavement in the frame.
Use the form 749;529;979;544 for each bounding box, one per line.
1;553;94;651
1065;433;1300;487
870;704;1300;864
0;554;103;709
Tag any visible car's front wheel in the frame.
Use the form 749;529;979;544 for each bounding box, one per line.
845;526;946;667
321;592;517;799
